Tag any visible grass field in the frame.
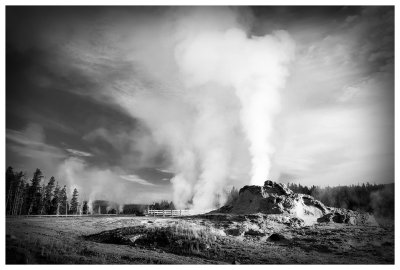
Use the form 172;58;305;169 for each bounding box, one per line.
6;215;394;264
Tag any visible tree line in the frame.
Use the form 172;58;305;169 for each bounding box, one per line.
149;200;175;210
287;182;394;217
6;166;393;218
6;167;83;216
6;166;177;216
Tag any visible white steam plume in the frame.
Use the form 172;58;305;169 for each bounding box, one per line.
110;7;295;209
175;27;295;186
60;7;295;210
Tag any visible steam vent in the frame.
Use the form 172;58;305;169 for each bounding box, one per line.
216;180;377;226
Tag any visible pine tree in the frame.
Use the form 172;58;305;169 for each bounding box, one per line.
13;173;27;215
7;170;26;215
51;182;61;215
43;177;56;214
37;184;46;214
20;182;30;215
6;167;15;212
168;201;175;210
160;200;170;210
59;185;68;215
154;202;160;210
82;201;89;214
70;188;79;214
27;169;43;215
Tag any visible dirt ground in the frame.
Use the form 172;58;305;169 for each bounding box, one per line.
6;214;394;264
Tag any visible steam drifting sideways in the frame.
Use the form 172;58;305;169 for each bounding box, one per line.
105;7;295;210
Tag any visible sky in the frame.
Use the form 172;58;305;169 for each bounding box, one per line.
6;6;394;208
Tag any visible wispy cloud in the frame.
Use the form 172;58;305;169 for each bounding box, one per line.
156;168;174;174
66;148;93;157
120;174;156;186
7;127;44;147
6;124;66;160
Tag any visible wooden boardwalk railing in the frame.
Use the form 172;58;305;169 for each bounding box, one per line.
6;210;213;218
146;209;211;216
147;209;190;216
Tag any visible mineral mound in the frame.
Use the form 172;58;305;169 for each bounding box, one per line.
216;180;377;226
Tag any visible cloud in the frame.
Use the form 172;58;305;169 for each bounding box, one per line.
120;174;156;186
66;148;93;157
6;123;66;160
268;6;394;186
155;168;174;174
83;126;167;170
338;86;360;102
271;105;394;186
6;123;67;178
7;123;45;146
83;127;128;152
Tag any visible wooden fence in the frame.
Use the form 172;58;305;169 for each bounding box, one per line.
146;209;212;216
147;209;190;216
6;210;212;218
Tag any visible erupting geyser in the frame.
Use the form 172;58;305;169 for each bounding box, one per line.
109;7;295;209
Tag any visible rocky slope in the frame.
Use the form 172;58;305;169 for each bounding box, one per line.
215;180;377;226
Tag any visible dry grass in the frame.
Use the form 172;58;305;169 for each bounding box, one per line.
6;215;394;264
152;221;225;256
7;235;90;264
84;220;227;259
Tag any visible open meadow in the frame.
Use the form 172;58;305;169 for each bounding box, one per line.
6;214;394;264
